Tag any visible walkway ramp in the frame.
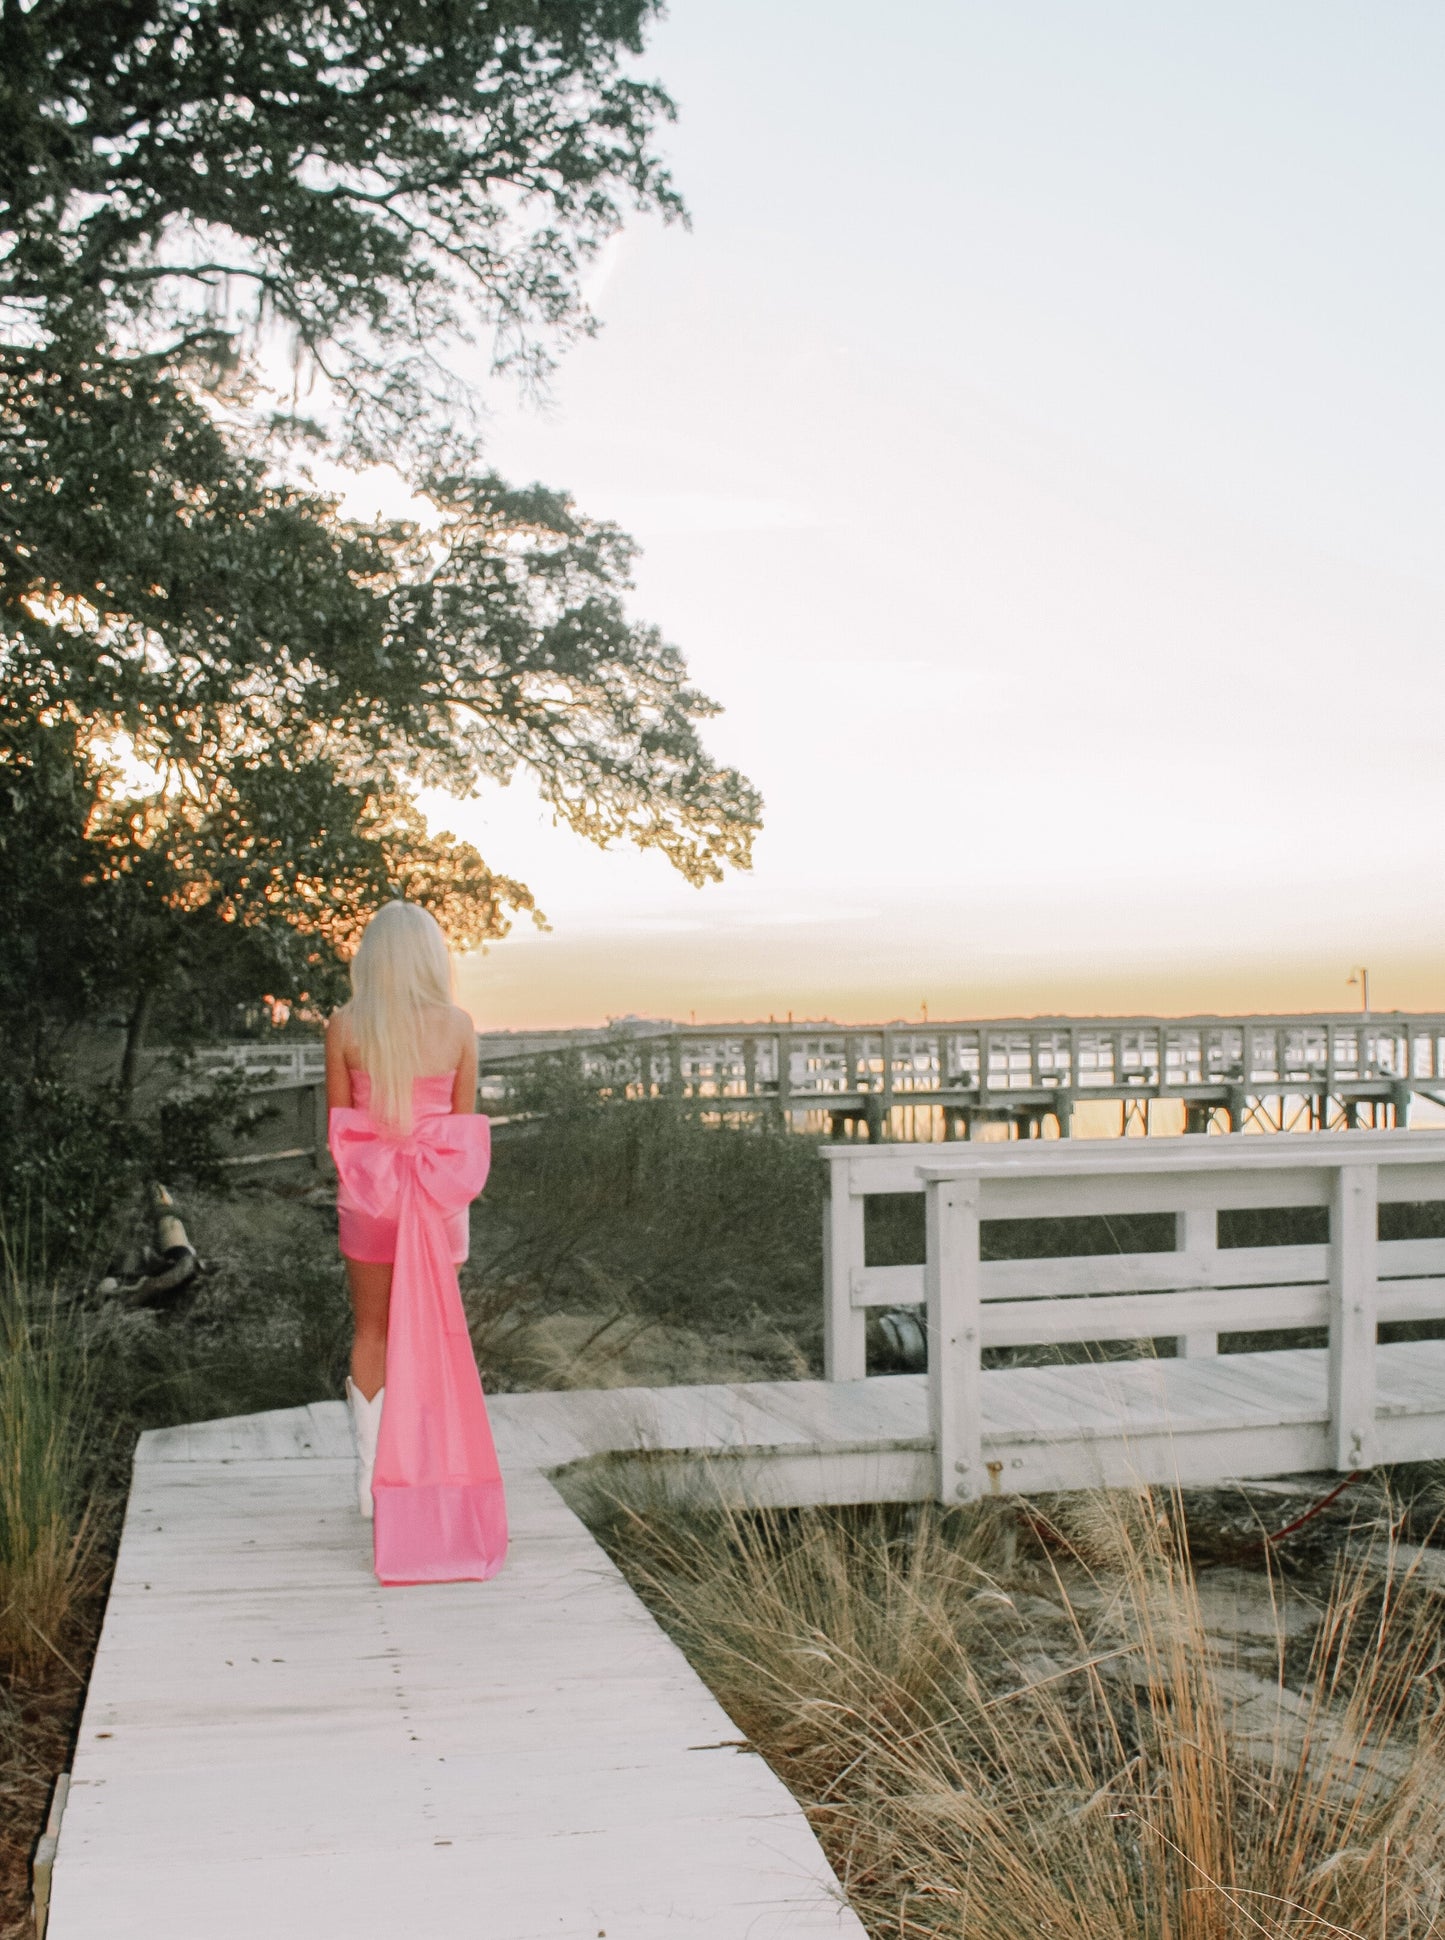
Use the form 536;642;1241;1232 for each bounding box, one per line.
47;1398;866;1940
47;1342;1445;1934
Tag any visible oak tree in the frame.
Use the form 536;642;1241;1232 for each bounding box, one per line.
0;0;760;1076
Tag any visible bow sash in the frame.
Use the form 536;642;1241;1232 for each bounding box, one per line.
329;1108;493;1227
330;1106;507;1586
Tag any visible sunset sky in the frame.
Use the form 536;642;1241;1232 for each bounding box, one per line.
389;1;1445;1030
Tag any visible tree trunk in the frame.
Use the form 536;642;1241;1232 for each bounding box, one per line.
118;984;155;1108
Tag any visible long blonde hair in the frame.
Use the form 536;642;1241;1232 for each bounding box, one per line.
347;902;455;1130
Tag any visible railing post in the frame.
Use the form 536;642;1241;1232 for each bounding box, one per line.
311;1079;334;1177
668;1034;685;1104
776;1029;793;1129
823;1153;868;1382
1176;1206;1218;1358
1328;1163;1379;1471
925;1173;982;1503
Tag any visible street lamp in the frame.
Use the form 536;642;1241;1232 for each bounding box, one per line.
1347;967;1370;1017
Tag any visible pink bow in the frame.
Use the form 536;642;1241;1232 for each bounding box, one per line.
328;1109;491;1219
328;1103;506;1587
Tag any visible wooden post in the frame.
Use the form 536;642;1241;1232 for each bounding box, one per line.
776;1029;793;1129
668;1034;686;1104
1175;1205;1217;1358
822;1154;868;1382
1328;1163;1379;1471
311;1080;334;1177
925;1173;982;1503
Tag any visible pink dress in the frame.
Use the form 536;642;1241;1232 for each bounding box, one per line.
329;1072;508;1586
336;1072;470;1263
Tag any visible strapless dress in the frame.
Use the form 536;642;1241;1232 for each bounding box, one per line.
328;1074;505;1583
335;1070;470;1264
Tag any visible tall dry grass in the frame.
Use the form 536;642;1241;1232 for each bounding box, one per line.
481;1091;825;1341
599;1488;1445;1938
0;1268;95;1679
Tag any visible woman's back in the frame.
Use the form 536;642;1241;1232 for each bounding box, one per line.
327;1002;478;1123
349;1067;457;1122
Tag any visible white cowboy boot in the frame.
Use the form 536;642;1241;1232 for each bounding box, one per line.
345;1377;384;1520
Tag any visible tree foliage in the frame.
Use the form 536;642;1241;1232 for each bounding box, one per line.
0;0;761;1073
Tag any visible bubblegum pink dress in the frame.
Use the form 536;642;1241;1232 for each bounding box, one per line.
329;1072;508;1586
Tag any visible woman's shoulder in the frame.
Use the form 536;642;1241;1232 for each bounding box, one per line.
326;1004;359;1061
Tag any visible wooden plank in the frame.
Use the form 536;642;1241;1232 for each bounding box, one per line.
836;1134;1445;1221
1373;1278;1445;1324
985;1244;1329;1298
852;1261;924;1307
824;1158;868;1380
1328;1163;1379;1469
1374;1339;1445;1413
1157;1353;1326;1425
852;1241;1411;1311
1379;1237;1445;1273
981;1364;1128;1434
980;1285;1327;1348
926;1175;982;1504
1177;1204;1219;1358
914;1128;1445;1179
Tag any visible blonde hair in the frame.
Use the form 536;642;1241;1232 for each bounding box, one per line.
347;902;455;1130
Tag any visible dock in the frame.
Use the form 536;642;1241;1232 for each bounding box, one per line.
203;1012;1445;1162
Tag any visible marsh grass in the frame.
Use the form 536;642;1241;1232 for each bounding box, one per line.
0;1273;96;1680
593;1486;1445;1938
476;1096;826;1369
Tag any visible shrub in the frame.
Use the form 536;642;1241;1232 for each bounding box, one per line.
480;1095;825;1338
0;1076;137;1277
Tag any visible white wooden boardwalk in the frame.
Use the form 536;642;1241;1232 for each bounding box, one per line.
47;1332;1445;1936
47;1396;869;1940
499;1343;1445;1502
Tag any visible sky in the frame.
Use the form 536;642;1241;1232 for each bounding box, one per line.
375;0;1445;1030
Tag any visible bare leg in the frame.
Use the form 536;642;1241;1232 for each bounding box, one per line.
345;1258;393;1399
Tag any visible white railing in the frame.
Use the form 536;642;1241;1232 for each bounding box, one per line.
197;1041;326;1083
823;1131;1445;1495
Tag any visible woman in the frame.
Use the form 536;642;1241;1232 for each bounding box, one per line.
325;900;507;1585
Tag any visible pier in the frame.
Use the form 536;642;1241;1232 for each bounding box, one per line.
473;1012;1445;1140
205;1012;1445;1156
